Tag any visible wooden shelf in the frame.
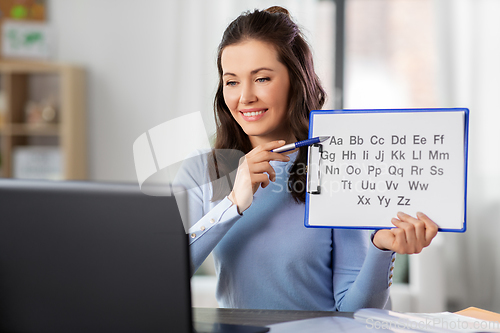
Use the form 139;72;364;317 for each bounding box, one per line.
0;60;63;73
4;123;60;136
0;60;86;180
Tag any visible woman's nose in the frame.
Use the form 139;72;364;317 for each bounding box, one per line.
239;83;257;104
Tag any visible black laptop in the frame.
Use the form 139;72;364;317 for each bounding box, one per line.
0;179;268;333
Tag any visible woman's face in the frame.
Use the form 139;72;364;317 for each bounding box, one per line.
221;39;292;147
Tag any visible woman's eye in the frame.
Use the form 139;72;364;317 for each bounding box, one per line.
225;81;237;87
256;77;270;83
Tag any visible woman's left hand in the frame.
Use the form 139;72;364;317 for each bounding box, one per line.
372;212;439;254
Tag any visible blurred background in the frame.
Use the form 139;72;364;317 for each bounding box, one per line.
0;0;499;314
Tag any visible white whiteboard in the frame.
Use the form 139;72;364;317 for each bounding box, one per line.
305;108;468;232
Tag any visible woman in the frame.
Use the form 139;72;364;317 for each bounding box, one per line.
180;6;438;311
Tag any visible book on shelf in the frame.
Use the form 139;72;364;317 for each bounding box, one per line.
13;146;62;180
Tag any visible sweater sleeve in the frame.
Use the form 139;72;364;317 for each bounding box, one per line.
332;229;396;311
173;151;242;275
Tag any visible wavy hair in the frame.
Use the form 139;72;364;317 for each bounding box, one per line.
211;6;326;203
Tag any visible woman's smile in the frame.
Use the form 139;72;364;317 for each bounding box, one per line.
240;108;268;121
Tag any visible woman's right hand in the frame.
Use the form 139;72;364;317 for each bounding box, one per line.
228;140;290;214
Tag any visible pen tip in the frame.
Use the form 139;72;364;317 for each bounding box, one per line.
319;136;330;142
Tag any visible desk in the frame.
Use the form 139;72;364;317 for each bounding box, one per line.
193;307;353;327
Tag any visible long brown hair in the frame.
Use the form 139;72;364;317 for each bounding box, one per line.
211;6;326;203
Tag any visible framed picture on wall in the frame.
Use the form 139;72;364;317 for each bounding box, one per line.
0;0;48;59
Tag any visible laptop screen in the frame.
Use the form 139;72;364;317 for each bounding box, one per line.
0;179;192;333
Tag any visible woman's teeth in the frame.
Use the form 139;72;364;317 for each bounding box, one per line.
243;110;265;116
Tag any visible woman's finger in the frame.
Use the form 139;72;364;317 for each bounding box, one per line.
254;174;271;188
390;219;405;251
417;212;439;246
413;219;426;250
390;220;409;253
248;141;291;162
393;214;417;252
251;150;290;164
398;211;426;247
399;211;429;252
249;140;286;155
372;229;395;251
249;161;276;181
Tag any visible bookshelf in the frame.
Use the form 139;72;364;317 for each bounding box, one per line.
0;60;86;179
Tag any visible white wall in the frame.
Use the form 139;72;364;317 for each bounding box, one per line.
49;0;327;182
441;0;500;312
50;0;184;181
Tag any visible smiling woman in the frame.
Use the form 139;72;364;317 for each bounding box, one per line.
213;6;326;204
177;6;438;312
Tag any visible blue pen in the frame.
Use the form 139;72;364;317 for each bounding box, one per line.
271;136;330;153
